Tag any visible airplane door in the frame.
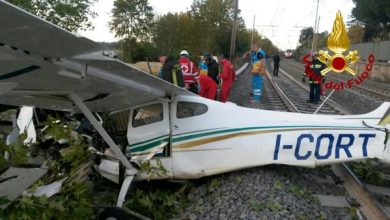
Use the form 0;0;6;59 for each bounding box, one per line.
126;101;171;161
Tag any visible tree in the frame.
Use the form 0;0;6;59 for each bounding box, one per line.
250;31;279;56
152;0;240;58
296;27;313;57
351;0;390;41
189;0;235;53
6;0;97;32
153;13;194;57
109;0;154;41
153;0;268;60
189;0;242;56
132;41;159;62
148;0;279;62
296;27;326;56
314;31;328;49
348;24;364;43
296;28;329;59
299;27;314;46
109;0;154;62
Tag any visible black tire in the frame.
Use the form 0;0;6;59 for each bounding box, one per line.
99;207;129;220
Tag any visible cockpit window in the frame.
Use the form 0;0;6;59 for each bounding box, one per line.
132;103;163;127
177;102;208;119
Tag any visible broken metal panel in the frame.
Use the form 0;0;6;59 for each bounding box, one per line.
0;167;47;208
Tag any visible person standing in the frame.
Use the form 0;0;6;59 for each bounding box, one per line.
204;53;220;85
157;55;167;79
273;53;280;76
179;50;199;94
161;56;185;88
250;46;266;102
198;74;217;100
250;44;259;99
198;55;208;76
302;52;326;103
218;54;235;103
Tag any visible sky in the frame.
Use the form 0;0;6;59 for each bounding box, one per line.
80;0;355;51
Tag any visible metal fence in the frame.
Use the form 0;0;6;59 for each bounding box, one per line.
350;41;390;62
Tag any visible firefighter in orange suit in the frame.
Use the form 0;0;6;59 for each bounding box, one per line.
198;74;217;100
218;54;235;103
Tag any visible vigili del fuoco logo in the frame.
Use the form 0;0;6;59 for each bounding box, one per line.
303;11;375;91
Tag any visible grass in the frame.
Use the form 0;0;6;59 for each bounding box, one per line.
124;181;192;219
251;199;282;212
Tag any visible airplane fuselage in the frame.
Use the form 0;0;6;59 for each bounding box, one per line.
128;95;389;180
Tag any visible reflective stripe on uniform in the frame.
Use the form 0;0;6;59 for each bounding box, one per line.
253;89;262;95
310;64;323;69
182;62;199;85
172;70;177;85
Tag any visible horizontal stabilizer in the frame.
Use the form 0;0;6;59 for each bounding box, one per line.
379;106;390;126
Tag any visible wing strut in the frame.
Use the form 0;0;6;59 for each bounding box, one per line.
68;93;136;172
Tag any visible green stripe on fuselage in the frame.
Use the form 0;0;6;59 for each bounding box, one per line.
172;125;365;143
129;125;366;153
130;137;169;152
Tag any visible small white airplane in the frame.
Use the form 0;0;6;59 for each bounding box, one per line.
0;1;389;217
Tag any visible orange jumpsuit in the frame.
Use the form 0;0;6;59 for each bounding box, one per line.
219;59;235;102
199;75;217;100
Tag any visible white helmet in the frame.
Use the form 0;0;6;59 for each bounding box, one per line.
180;50;189;56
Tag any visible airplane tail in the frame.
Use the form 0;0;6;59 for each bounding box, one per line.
361;103;390;164
380;104;390;148
378;105;390;126
355;102;390;125
357;101;389;144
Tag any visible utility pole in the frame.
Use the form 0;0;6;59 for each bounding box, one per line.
250;15;255;51
311;0;320;54
229;0;238;60
313;16;320;51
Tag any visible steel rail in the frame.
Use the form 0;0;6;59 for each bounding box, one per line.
264;71;300;112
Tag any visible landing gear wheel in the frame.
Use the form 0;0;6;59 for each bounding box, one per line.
99;207;129;220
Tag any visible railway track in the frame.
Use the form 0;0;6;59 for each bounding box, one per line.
264;61;390;220
260;71;297;112
177;63;388;219
264;62;347;115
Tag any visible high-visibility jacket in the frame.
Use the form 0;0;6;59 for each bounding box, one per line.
303;59;326;84
162;60;184;87
251;59;266;75
179;57;199;87
198;60;208;76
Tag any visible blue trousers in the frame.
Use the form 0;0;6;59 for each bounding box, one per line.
309;83;320;103
252;75;263;101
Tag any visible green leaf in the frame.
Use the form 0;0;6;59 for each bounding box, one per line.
73;205;93;218
6;0;97;32
273;180;283;191
38;195;48;206
0;196;10;207
48;200;64;212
